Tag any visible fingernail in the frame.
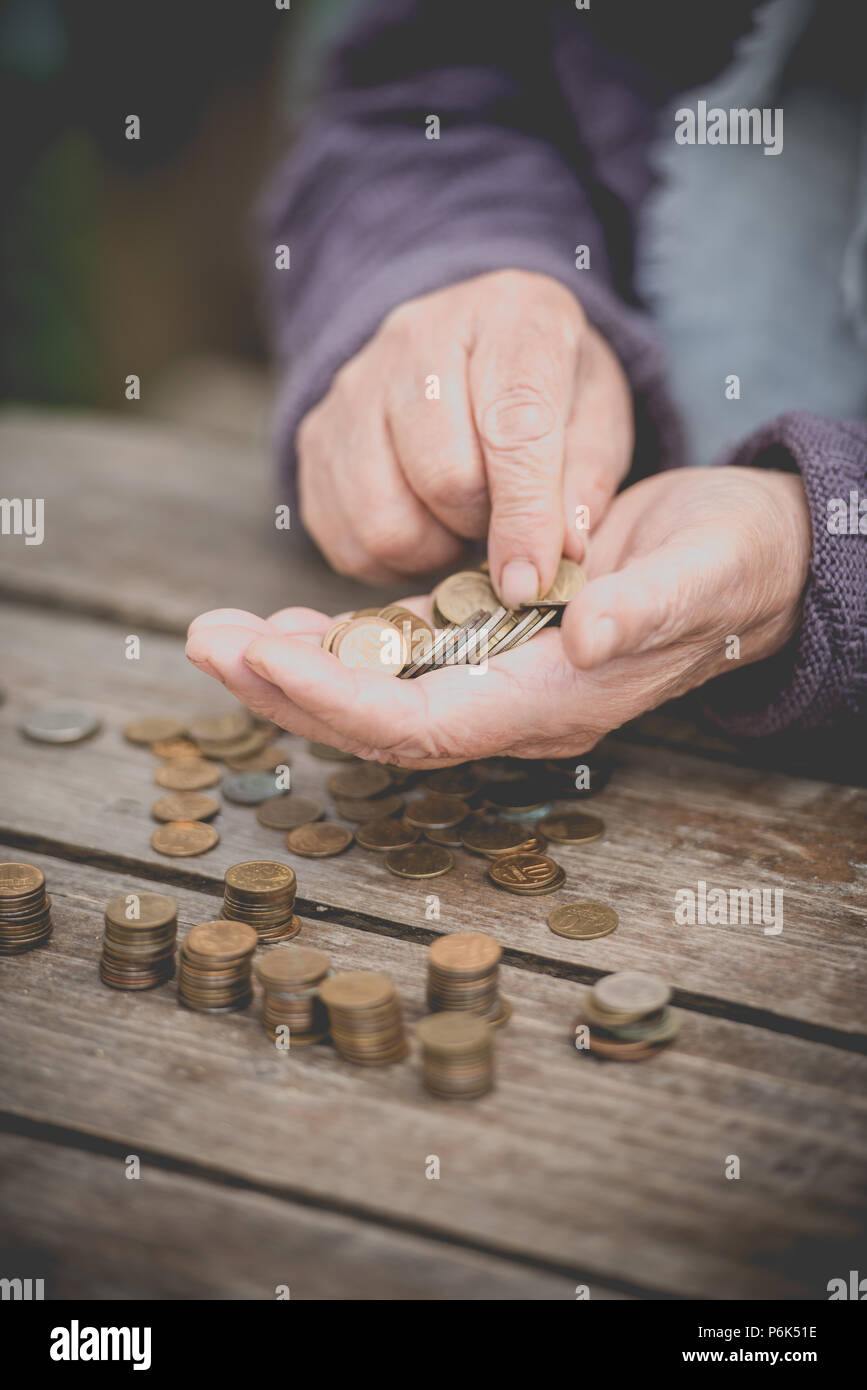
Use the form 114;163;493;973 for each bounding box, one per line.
185;640;220;680
499;559;540;608
586;616;619;666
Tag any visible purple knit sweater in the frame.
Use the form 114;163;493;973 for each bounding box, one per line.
258;0;866;743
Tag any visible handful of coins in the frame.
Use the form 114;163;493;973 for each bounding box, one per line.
220;861;300;944
427;932;510;1027
319;971;409;1065
575;971;680;1061
100;892;177;990
256;946;331;1046
324;558;585;677
178;921;258;1013
0;863;53;955
416;1012;494;1099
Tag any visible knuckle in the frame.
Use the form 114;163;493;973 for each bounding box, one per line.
356;510;419;567
423;462;488;513
479;385;558;452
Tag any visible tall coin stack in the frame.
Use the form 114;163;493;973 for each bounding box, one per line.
220;861;300;944
416;1012;494;1099
319;972;409;1065
178;921;258;1013
100;892;177;990
255;946;331;1046
0;862;53;955
427;932;511;1027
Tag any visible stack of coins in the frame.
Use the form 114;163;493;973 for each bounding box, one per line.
575;971;680;1061
426;932;511;1027
416;1012;494;1100
100;892;178;990
319;971;409;1065
0;863;53;954
255;946;331;1045
178;921;258;1013
220;862;300;944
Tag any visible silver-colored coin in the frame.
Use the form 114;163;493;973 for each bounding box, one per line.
401;610;490;678
20;704;102;744
491;606;557;655
222;771;287;805
594;971;671;1017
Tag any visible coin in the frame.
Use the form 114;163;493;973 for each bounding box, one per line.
429;932;501;974
594;971;670;1017
196;729;272;761
150;821;220;857
354;817;420;851
307;742;356;761
222;770;286;805
488;851;565;894
255;946;330;990
548;902;618;940
151;792;220;823
20;704;102;744
286;822;354;857
154;758;222;790
319;971;394;1011
377;605;435;662
415;1010;492;1053
327;764;393;799
322;620;350;654
0;863;45;896
385;844;455;878
225;745;292;773
187;710;252;743
403;794;470;830
123;716;187;745
538;812;605;844
185;920;259;960
333;794;404;822
256;795;324;830
104;891;177;930
434;570;498;624
480;777;558;813
460;819;544;858
422;767;479;797
334;617;407;674
539;557;586;605
224;861;296;899
151;737;200;760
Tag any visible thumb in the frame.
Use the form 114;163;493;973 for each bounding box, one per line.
470;291;577;608
561;541;726;669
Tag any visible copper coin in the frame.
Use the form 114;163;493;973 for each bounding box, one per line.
354;818;420;852
385;844;454;879
461;819;541;857
548;902;618;940
255;946;330;989
151;792;220;823
322;620;350;654
225;746;292;772
540;558;586;605
434;570;498;625
319;971;395;1011
538;812;605;844
429;931;501;973
286;822;354;858
333;617;407;674
123;716;187;745
187;710;252;743
333;794;403;822
184;920;258;961
423;825;466;848
104;891;177;930
196;729;272;761
151;736;199;760
307;742;356;762
256;796;324;831
488;851;563;892
224;861;296;898
150;821;220;857
422;767;479;797
403;794;470;830
415;1011;491;1054
0;863;46;898
481;778;558;813
154;758;221;790
327;764;393;799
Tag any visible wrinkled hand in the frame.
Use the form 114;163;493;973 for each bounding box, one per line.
296;270;634;605
186;467;811;766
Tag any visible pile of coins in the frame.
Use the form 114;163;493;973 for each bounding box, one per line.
575;971;679;1061
256;946;331;1046
416;1012;494;1099
0;863;53;955
220;861;300;944
427;932;510;1027
178;920;258;1013
100;892;177;990
319;971;409;1065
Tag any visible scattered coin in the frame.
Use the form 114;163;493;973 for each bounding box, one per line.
256;796;324;831
333;793;404;822
461;819;544;858
354;818;421;852
151;792;220;823
225;746;291;772
307;742;356;762
123;716;186;745
539;811;605;844
151;736;200;760
150;821;220;857
422;767;479;797
404;794;470;830
548;902;618;940
222;770;286;805
154;758;222;791
327;764;393;799
385;844;455;878
20;704;102;744
488;851;565;895
196;729;272;761
187;710;252;743
286;822;354;857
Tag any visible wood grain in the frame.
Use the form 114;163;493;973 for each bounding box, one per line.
1;604;864;1037
1;850;865;1299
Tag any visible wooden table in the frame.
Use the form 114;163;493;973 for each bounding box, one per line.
1;409;865;1301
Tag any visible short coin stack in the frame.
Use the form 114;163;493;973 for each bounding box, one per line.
220;861;300;944
427;932;511;1027
255;946;331;1046
100;892;178;990
178;921;258;1013
0;863;53;954
319;971;409;1065
576;971;679;1061
416;1012;494;1100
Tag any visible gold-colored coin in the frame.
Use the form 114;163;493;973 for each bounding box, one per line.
488;851;564;894
385;844;454;878
319;971;395;1011
150;821;220;857
184;920;258;960
548;901;618;940
255;946;330;990
334;617;407;674
460;819;542;857
428;932;501;974
256;796;324;830
123;716;187;745
538;811;605;844
403;794;470;830
187;710;252;743
104;891;177;930
594;971;670;1016
0;863;46;898
224;861;296;898
154;758;222;791
225;745;291;772
151;736;199;760
151;792;220;823
322;620;350;654
433;570;498;625
286;822;354;857
333;794;404;822
196;728;271;761
377;606;435;663
354;818;420;851
307;742;356;761
327;764;393;799
415;1011;491;1054
540;558;586;605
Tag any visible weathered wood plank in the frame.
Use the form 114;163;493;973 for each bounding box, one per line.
1;604;865;1036
1;851;865;1299
0;1132;586;1300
